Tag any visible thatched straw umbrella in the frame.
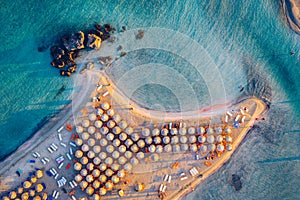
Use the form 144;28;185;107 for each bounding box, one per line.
215;127;222;134
106;133;114;141
96;108;104;116
118;156;127;165
198;135;206;143
88;126;96;134
80;169;88;177
145;136;152;144
216;135;223;143
100;138;108;147
226;136;232;143
93;157;101;165
75;174;83;182
161;128;168;136
80;157;88;165
23;181;32;189
142;128;150;137
179;128;187;135
226;144;233;151
87;163;94;171
76;126;84;134
180;144;189;151
217;144;225;152
154;136;161;144
36;170;43;179
9;191;17;199
106;145;114;153
148;144;156;153
41;193;47;200
152;128;160;136
125;139;133;147
74;162;82;171
93;145;101;154
119;132;127;141
180;136;187;144
119;145;127;153
75;138;83;146
30;176;37;184
112;151;120;159
171;136;179;144
125;151;132;159
105;157;113;165
117;169;125;178
190;144;198;152
170;128;178;135
130;144;139;153
125;127;133;135
17;187;23;194
112;175;120;184
111;163;120;171
93;180;101;189
137;140;145;148
89;113;97;121
86;186;94;195
200;145;207;153
80;181;88;189
156;145;163;153
113;114;121;123
21;192;29;200
188;127;196;135
135;183;145;192
225;127;232;134
119;120;128;129
2;196;9;200
86;174;94;183
113;126;121;134
107;120;115;129
105;169;114;177
94;120;103;128
206;127;214;134
99;163;107;172
131;133;139;142
88;138;96;147
207;135;215;144
151;154;159;162
172;144;180;152
101;114;109;122
197;127;205;134
100;127;109;135
164;144;172;152
107;109;115;117
94;132;102;140
99;187;107;195
136;152;144;160
81;132;90;141
99;174;107;183
35;183;44;192
82;119;90;128
99;152;107;160
113;139;121;147
189;135;196;143
124;163;132;171
130;157;139;165
33;196;41;200
163;136;170;144
101;102;110;110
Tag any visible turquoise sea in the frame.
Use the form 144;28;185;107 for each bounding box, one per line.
0;0;299;199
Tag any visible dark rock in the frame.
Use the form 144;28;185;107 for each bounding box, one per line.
117;45;123;51
232;174;242;191
120;52;127;57
136;29;144;39
122;26;127;31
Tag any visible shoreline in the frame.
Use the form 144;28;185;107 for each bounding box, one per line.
281;0;300;33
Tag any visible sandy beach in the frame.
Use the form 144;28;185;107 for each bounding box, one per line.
281;0;300;33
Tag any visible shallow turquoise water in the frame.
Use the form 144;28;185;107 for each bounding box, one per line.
0;0;299;199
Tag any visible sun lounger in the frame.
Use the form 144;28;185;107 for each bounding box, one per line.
66;153;72;160
57;126;64;133
60;142;66;147
58;134;62;141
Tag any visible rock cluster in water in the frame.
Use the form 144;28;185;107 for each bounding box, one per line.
50;24;115;77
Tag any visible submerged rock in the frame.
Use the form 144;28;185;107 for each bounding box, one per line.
86;34;102;50
232;174;242;191
136;29;144;39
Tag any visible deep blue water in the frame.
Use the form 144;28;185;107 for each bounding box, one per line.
0;0;299;199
